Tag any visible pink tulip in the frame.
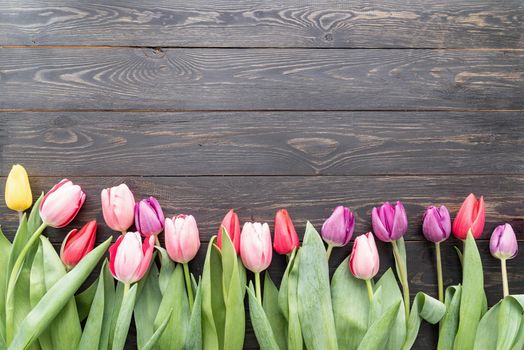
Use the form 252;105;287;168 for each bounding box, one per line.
39;179;86;228
101;184;135;233
217;209;241;254
60;220;97;269
240;222;272;273
109;232;155;284
165;215;201;263
490;224;518;260
135;197;165;237
349;232;380;280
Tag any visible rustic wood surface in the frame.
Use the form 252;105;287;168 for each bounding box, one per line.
1;0;523;348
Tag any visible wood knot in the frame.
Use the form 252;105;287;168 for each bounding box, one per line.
287;137;339;158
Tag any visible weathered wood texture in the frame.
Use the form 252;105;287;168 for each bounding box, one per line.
1;49;523;110
0;0;523;48
1;112;523;176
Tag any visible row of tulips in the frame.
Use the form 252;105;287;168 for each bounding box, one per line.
2;164;522;350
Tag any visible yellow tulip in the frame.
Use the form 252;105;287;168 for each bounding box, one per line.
5;164;32;212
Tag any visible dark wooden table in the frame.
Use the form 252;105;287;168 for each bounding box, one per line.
1;1;523;348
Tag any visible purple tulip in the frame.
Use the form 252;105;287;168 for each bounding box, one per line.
135;197;165;237
490;224;518;260
422;206;451;243
371;201;408;242
321;206;355;247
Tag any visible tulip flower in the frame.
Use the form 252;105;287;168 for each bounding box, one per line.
452;193;485;240
372;201;410;319
5;164;32;216
273;209;299;255
349;232;379;301
217;209;241;254
101;184;135;234
490;224;518;297
165;214;200;308
135;197;164;238
40;179;86;228
321;205;355;259
60;220;97;269
240;222;272;302
109;231;155;286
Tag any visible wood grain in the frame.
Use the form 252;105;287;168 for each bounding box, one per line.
0;0;523;48
1;112;523;176
1;48;523;110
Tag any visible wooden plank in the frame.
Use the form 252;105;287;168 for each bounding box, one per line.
1;112;523;176
1;48;523;110
0;1;523;48
0;176;521;243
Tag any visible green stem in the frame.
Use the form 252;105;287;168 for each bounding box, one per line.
17;211;23;224
326;243;334;260
123;283;130;296
255;272;262;304
391;240;410;321
435;242;444;303
5;222;47;343
365;279;374;303
155;235;161;247
183;262;194;310
501;258;509;297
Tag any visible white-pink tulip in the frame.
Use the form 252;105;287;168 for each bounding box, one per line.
240;222;272;273
101;184;136;233
165;215;201;263
349;232;380;280
109;232;154;284
39;179;86;228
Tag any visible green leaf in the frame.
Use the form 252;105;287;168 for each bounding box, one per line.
134;264;161;349
97;262;116;350
155;247;174;295
112;285;137;350
185;281;203;350
108;282;125;348
496;296;522;350
374;269;405;350
0;228;12;341
454;232;485;350
285;250;302;350
8;238;112;350
403;292;445;349
331;256;369;350
437;285;462;350
297;222;338;350
75;279;98;322
357;302;401;350
263;273;287;350
247;282;279;350
78;263;107;350
141;309;171;350
26;193;44;234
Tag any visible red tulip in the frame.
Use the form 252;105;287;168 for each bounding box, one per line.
217;209;240;254
273;209;299;255
60;220;97;269
39;179;86;228
452;193;485;239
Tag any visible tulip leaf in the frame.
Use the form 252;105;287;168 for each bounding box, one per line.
278;249;302;350
297;222;338;350
403;292;445;349
96;262;116;350
26;193;44;234
247;282;280;350
141;309;171;350
357;301;401;350
155;247;174;295
437;284;462;350
8;238;111;350
496;296;523;350
78;263;106;350
0;227;12;341
112;284;137;350
374;269;405;350
185;281;203;350
134;263;161;349
75;279;98;322
331;256;369;350
263;273;287;350
108;282;125;349
454;232;485;350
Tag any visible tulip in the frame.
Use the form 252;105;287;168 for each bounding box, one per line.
321;205;355;258
40;179;86;228
109;232;155;285
273;209;300;255
240;222;272;302
452;193;485;240
135;197;164;237
490;224;518;297
60;220;97;269
217;209;241;254
349;232;379;301
5;164;32;214
101;184;135;233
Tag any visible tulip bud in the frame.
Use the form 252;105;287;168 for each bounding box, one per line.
452;193;485;240
349;232;380;280
40;179;86;228
490;224;518;260
135;197;164;237
321;205;355;247
240;222;272;273
273;209;300;255
165;214;201;263
101;184;135;233
422;205;451;243
217;209;241;254
60;220;97;269
5;164;32;212
371;201;408;242
109;232;155;284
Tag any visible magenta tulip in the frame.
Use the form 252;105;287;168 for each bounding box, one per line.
422;205;451;243
322;205;355;247
109;232;155;284
165;215;201;263
240;222;272;273
371;201;408;242
39;179;86;228
135;197;164;237
60;220;97;269
101;184;135;233
349;232;380;280
490;224;518;260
